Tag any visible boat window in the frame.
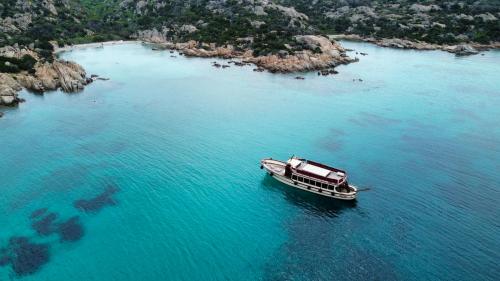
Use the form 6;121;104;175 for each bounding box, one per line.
322;183;328;189
315;181;321;187
328;185;333;190
298;176;303;182
292;175;297;180
304;178;310;184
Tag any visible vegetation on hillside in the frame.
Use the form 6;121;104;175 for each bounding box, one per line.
0;0;499;57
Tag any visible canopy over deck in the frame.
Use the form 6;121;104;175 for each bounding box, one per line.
301;164;331;177
288;157;347;182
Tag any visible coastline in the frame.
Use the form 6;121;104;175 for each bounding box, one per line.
53;35;499;72
54;40;140;54
55;36;357;74
2;35;498;115
329;34;500;56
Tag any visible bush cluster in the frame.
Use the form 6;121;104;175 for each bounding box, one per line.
0;54;37;73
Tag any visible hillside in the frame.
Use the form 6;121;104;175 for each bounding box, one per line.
1;0;499;53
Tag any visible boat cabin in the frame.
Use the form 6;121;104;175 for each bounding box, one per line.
260;156;357;200
285;158;348;190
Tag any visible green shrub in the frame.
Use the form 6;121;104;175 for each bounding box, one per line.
18;55;37;71
0;54;37;73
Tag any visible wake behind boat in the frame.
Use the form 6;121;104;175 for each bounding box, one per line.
261;156;357;200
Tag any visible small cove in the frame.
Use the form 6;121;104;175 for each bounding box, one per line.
1;41;499;280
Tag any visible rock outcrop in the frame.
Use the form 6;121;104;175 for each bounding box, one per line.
134;28;170;43
0;45;39;59
246;36;354;72
139;35;355;73
329;34;494;56
14;60;88;93
0;46;91;108
0;73;22;106
447;44;479;56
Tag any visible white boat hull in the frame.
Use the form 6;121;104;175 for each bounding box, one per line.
261;160;357;201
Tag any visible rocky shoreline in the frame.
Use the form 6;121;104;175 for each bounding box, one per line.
134;32;357;73
1;35;356;118
2;33;498;117
329;34;500;56
0;45;93;108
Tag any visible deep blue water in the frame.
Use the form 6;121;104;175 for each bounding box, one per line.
0;41;499;280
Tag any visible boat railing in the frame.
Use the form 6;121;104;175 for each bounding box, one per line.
295;169;342;184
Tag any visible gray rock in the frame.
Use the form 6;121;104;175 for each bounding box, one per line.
250;20;266;28
179;24;198;33
278;50;289;58
0;73;22;106
253;6;267;16
476;13;497;22
0;95;15;105
452;44;479;56
410;4;440;13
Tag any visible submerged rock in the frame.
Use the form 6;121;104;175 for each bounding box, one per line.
57;216;84;242
1;237;50;276
74;185;119;213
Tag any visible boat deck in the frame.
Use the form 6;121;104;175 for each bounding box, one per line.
262;159;286;175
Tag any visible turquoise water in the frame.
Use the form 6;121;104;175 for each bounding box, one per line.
1;41;499;280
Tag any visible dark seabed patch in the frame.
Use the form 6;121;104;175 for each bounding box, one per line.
57;216;84;242
339;245;400;281
74;140;129;156
263;213;400;281
459;132;499;153
348;112;401;127
0;237;50;276
31;212;58;236
317;128;345;152
40;165;91;193
30;208;48;219
9;164;93;211
0;249;10;266
317;138;343;151
74;185;120;213
451;108;481;121
30;211;85;242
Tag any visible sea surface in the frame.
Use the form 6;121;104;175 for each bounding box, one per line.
0;41;499;280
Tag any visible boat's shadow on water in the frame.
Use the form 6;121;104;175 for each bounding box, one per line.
260;176;357;217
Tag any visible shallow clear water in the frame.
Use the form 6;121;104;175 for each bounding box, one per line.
1;41;499;280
